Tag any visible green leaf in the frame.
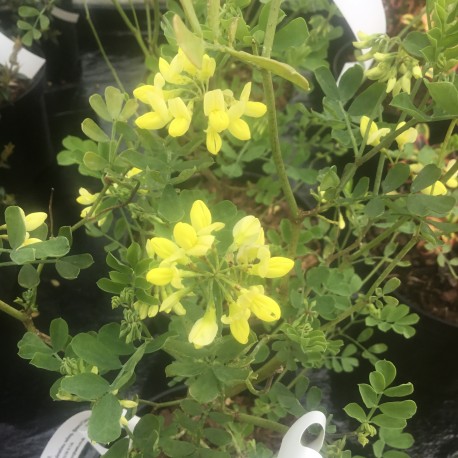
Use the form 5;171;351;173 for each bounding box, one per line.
364;197;385;218
158;185;184;222
10;247;36;264
407;194;456;216
30;353;61;371
371;414;407;429
383;450;411;458
161;438;196;457
50;318;69;352
425;81;458;115
375;360;397;386
111;344;146;391
5;206;26;249
21;30;33;46
81;118;110;143
39;15;50;31
411;164;442;192
98;323;135;356
348;83;386;116
71;333;122;371
382;163;410;193
97;278;126;294
383;278;401;295
204;428;232;447
18;264;40;288
18;6;39;17
189;369;220;403
83;151;109;171
133;414;160;452
314;66;340;99
384;383;414;397
173;15;204;68
61;373;110;400
103;438;130;458
343;402;367;422
119;99;139;121
390;93;430;121
18;332;53;359
403;31;430;58
273;17;309;52
89;94;111;122
56;254;94;280
380;428;414;449
379;400;417;419
105;86;124;120
369;370;386;393
224;48;310;92
338;64;364;103
88;393;122;444
359;383;378;408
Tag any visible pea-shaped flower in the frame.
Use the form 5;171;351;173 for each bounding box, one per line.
360;116;390;146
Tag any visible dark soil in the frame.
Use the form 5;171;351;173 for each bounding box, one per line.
396;241;458;327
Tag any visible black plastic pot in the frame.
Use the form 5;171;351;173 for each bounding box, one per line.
0;62;53;196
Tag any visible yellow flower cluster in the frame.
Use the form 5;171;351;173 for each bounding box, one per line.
359;116;418;150
144;200;293;347
133;49;267;155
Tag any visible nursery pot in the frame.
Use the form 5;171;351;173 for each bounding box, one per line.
0;62;53;196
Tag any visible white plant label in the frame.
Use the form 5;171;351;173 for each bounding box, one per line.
333;0;387;77
277;410;327;458
51;6;80;24
0;32;45;80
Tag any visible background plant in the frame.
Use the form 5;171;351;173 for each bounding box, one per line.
1;0;457;457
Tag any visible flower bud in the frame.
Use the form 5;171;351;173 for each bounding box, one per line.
120;399;138;409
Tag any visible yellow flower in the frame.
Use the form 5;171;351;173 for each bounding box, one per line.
134;76;172;130
421;180;447;196
395;122;418;150
125;167;142;178
177;48;216;82
190;200;225;235
146;266;175;286
251;256;294;278
159;289;188;315
237;286;281;323
167;97;192;137
24;212;47;231
188;306;218;348
221;301;251;344
76;188;98;206
359;116;390;146
158;54;190;85
206;129;223;155
232;215;263;248
204;89;230;133
173;222;214;257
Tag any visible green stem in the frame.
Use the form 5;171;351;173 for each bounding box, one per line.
340;101;359;158
84;1;126;91
0;299;51;343
348;216;408;262
261;0;282;59
110;0;150;58
373;151;386;195
0;298;27;322
260;71;299;221
322;234;419;333
438;119;457;165
138;398;183;408
232;412;289;434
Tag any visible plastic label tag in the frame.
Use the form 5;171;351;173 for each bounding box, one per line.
277;411;327;458
51;6;80;24
0;32;46;80
333;0;387;78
